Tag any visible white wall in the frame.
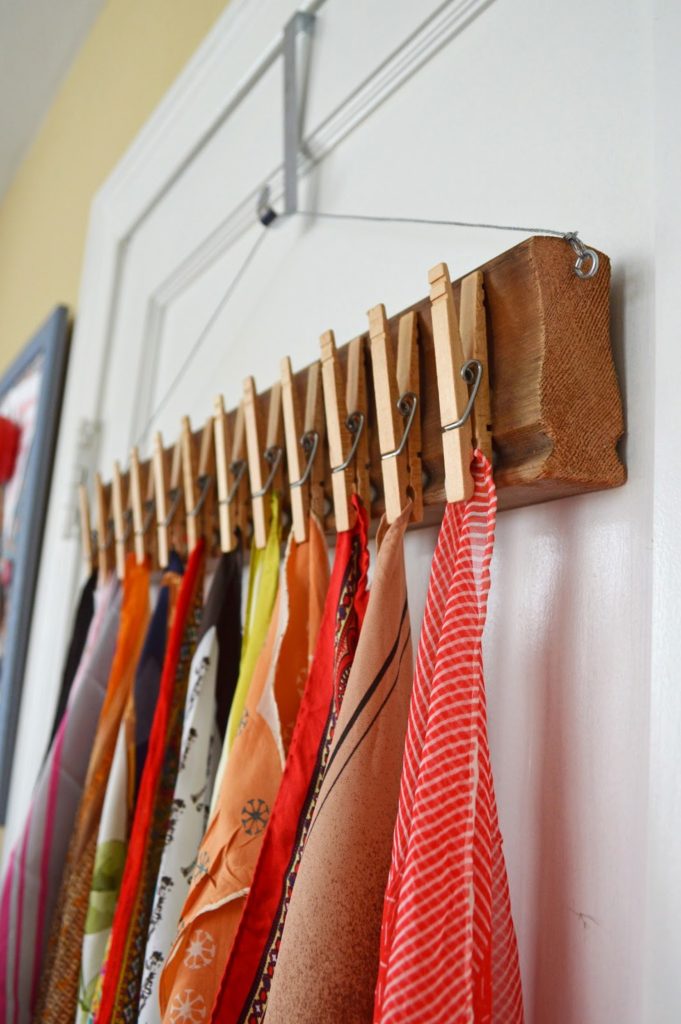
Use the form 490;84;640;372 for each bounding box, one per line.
7;0;678;1020
644;2;681;1020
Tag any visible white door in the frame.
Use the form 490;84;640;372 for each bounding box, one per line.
8;0;681;1020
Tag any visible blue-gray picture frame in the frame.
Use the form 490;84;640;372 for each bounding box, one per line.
0;306;70;820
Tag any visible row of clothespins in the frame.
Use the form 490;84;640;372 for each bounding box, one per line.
79;261;493;578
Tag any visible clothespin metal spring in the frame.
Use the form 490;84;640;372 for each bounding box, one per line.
251;445;283;498
160;487;182;528
186;474;214;518
218;459;247;507
380;392;418;462
441;360;483;434
289;430;319;490
330;411;365;474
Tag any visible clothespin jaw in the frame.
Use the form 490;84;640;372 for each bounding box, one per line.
214;395;245;553
78;483;94;574
459;271;493;463
320;331;370;532
111;460;128;580
94;472;112;578
244;377;283;549
368;305;422;524
429;262;475;503
282;358;325;543
129;447;147;565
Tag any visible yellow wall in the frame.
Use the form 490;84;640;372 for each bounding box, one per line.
0;0;228;372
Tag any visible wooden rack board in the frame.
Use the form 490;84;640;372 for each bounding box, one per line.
97;235;625;545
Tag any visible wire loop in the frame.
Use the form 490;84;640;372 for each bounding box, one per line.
564;232;599;279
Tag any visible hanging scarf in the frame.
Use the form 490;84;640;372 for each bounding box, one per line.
34;558;150;1024
211;498;281;807
93;541;205;1023
160;514;328;1024
211;496;369;1024
0;574;119;1024
76;558;183;1024
137;548;243;1024
265;502;413;1024
45;569;98;756
374;453;523;1024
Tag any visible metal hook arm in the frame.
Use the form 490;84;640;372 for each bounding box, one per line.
331;411;365;474
220;459;247;507
138;498;156;537
251;446;283;498
441;360;483;433
97;517;114;552
122;507;134;543
380;392;418;462
186;474;213;518
161;487;182;528
290;430;319;489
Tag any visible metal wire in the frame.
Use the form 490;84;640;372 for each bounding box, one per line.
135;204;597;452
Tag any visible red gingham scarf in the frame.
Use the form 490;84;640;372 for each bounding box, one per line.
374;452;524;1023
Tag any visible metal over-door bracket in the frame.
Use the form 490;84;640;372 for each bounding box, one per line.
283;11;315;215
258;10;316;224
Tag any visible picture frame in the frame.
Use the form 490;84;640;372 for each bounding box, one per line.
0;306;70;819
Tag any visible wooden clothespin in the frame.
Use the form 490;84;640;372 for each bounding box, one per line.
369;306;422;524
129;446;147;565
214;398;248;552
244;377;283;549
144;456;158;571
320;332;370;532
231;402;249;542
152;432;177;569
459;271;493;463
78;483;94;574
429;261;474;503
183;415;214;553
281;358;325;542
181;417;198;552
169;437;186;556
94;472;112;578
214;396;236;553
111;460;128;580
